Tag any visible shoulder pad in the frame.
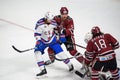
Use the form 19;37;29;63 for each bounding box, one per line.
67;16;73;20
54;15;61;18
38;18;45;22
36;18;45;26
51;20;57;26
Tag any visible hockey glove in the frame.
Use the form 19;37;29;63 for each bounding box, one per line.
61;28;72;36
62;29;66;34
61;28;66;34
59;34;66;43
35;40;45;52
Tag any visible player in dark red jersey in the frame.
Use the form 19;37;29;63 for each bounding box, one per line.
45;7;84;66
84;26;119;80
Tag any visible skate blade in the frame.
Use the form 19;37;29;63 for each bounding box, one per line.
36;74;48;79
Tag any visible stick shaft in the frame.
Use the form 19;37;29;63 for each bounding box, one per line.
12;45;34;53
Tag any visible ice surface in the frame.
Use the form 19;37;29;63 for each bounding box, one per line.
0;0;120;80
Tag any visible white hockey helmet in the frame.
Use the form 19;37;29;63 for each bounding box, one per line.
84;32;93;44
44;12;54;20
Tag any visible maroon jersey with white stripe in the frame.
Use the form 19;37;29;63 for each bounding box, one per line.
85;33;119;63
53;15;74;36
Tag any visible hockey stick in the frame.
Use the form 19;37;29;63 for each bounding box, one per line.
12;42;86;53
12;45;35;53
66;41;86;49
12;45;82;63
54;56;75;61
0;18;34;32
75;68;89;78
54;52;82;61
12;41;59;53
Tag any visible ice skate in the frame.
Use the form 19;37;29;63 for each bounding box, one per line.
36;69;47;79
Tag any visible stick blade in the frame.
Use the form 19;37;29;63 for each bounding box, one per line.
12;45;22;53
75;70;84;78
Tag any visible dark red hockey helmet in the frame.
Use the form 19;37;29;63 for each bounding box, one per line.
60;7;68;14
91;26;101;35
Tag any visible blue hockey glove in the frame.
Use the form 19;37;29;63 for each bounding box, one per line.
59;34;66;43
35;40;45;52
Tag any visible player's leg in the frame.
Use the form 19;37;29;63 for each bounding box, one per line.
35;51;47;77
50;43;74;71
65;36;84;64
109;58;119;80
45;48;55;65
56;51;74;71
48;48;55;62
91;61;103;80
34;42;47;77
69;49;84;63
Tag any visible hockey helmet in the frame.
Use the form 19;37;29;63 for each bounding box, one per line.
60;7;68;14
44;12;54;20
84;32;93;43
91;26;101;35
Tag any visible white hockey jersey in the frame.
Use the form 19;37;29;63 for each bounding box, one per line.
34;18;57;44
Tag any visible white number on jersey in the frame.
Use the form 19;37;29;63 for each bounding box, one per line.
94;39;107;51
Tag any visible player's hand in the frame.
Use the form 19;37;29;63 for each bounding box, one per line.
35;40;45;50
61;28;66;34
59;34;66;43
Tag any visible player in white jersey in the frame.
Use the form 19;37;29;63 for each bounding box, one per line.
34;12;74;77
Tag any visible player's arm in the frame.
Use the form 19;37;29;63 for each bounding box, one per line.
107;34;119;49
34;24;42;40
84;41;95;66
34;19;44;40
62;18;74;36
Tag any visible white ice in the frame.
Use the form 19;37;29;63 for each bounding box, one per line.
0;0;120;80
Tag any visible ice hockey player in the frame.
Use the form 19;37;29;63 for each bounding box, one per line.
34;12;74;77
45;7;84;66
84;26;120;80
83;32;106;79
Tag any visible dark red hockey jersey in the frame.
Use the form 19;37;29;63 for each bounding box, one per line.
53;15;74;36
85;33;119;64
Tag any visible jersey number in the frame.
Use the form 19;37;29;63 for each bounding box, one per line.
94;39;107;51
